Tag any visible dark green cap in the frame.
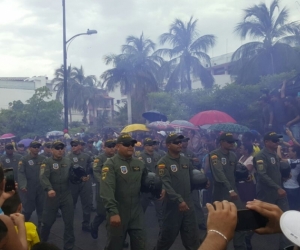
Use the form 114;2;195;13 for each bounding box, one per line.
166;133;184;144
143;138;157;146
70;139;80;145
29;141;42;147
44;142;52;147
116;134;137;144
5;143;13;149
104;139;116;147
51;141;65;148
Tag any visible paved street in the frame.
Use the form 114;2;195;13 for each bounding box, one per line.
28;202;283;250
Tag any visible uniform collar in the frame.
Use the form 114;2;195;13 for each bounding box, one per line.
116;153;132;161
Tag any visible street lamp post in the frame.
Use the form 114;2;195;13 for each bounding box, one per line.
62;0;97;130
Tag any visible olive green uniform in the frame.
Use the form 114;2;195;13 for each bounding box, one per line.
254;147;289;250
210;148;246;250
100;153;148;250
181;149;206;230
68;152;93;228
0;153;22;182
139;151;163;229
91;153;110;230
85;147;99;159
155;149;166;159
18;154;46;224
40;157;75;250
156;153;199;250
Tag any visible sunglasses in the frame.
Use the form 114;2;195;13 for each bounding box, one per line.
106;145;115;148
6;147;14;150
71;144;79;147
226;141;235;144
54;146;64;150
172;140;182;145
31;146;41;149
121;142;135;147
272;139;280;143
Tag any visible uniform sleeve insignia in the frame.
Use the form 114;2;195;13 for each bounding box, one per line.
138;157;143;160
94;159;100;163
159;168;165;176
211;155;218;160
158;164;165;169
102;172;107;180
18;161;23;165
102;167;109;173
256;160;263;164
41;164;46;169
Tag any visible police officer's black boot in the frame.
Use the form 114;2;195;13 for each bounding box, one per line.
90;222;98;239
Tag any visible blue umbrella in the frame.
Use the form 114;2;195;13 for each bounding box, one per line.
18;139;33;147
142;110;167;122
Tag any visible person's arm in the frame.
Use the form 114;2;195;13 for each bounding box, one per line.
17;159;27;191
199;201;237;250
9;213;27;250
157;162;184;204
210;155;233;192
40;160;53;192
286;128;300;147
254;156;281;190
100;160;118;217
0;215;27;250
281;80;287;98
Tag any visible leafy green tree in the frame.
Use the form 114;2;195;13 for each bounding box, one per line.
232;0;300;84
155;16;216;90
101;33;161;124
0;87;63;138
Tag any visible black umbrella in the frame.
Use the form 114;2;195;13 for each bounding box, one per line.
142;110;167;122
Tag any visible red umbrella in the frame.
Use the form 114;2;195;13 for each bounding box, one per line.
0;133;16;140
189;110;236;126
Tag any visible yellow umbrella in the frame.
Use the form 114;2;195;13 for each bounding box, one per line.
121;124;149;133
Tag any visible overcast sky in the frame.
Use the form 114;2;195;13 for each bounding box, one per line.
0;0;299;80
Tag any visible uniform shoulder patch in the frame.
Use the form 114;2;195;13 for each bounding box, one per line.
158;164;165;169
41;164;46;168
102;167;109;173
211;155;218;160
18;161;23;165
256;160;263;164
94;159;100;163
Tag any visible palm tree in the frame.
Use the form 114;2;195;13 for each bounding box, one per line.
52;64;76;122
155;16;216;90
101;33;161;124
52;65;101;124
232;0;300;84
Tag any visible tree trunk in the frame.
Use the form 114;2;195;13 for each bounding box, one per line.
127;93;132;125
69;108;72;123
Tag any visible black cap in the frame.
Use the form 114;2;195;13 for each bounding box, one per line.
263;132;283;141
70;139;80;145
104;139;116;147
166;133;184;144
116;134;137;144
51;141;65;148
29;141;42;147
143;138;157;146
182;137;190;142
5;143;13;149
219;133;238;143
44;142;52;147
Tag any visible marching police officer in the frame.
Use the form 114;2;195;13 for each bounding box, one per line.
40;141;75;250
18;141;46;227
139;138;163;229
90;139;116;239
40;142;52;158
254;132;289;249
0;143;22;182
69;139;93;232
181;137;206;232
155;133;199;250
100;134;148;250
85;139;99;158
209;133;246;250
